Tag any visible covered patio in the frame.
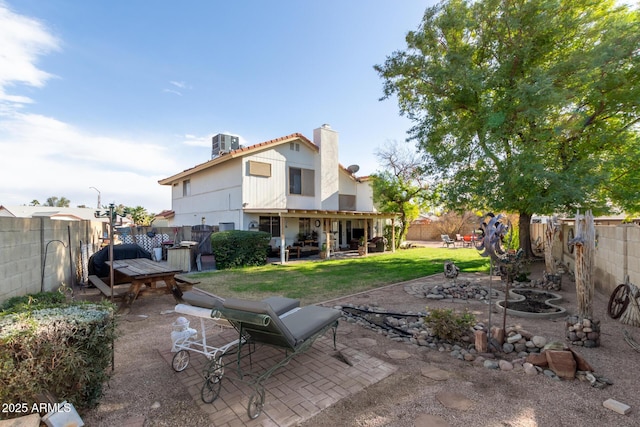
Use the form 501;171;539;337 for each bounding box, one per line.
243;208;398;264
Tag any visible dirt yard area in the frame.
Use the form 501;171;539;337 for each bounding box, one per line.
78;262;640;427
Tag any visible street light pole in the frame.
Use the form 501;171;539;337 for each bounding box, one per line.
89;187;101;209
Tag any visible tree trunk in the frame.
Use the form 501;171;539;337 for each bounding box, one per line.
519;211;534;258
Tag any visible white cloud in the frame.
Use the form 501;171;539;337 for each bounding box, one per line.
0;3;177;213
0;2;60;105
169;81;188;89
0;111;179;212
163;88;182;96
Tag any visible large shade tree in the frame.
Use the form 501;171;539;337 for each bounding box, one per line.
375;0;640;257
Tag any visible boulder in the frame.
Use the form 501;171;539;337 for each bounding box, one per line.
545;350;576;379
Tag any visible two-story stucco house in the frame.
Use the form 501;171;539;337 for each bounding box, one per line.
158;124;395;261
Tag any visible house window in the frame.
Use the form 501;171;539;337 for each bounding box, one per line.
248;160;271;177
289;167;315;196
183;180;191;197
298;218;311;238
259;216;281;237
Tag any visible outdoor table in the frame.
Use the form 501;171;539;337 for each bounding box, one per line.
105;258;184;306
462;235;477;248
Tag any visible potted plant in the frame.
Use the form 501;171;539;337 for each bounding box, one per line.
358;237;367;256
319;242;327;259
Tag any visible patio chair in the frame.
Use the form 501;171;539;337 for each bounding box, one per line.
441;234;456;248
456;234;464;246
187;294;341;419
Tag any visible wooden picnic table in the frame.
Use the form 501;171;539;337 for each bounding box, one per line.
105;258;184;307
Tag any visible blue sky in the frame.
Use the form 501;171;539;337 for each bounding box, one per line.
0;0;436;214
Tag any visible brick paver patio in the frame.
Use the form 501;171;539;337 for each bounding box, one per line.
159;325;397;426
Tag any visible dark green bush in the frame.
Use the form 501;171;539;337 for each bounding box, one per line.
423;306;476;342
0;302;117;419
211;230;271;269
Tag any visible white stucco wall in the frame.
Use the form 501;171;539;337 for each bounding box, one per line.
356;180;375;212
171;158;243;226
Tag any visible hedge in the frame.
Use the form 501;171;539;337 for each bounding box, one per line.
0;299;117;419
211;230;271;269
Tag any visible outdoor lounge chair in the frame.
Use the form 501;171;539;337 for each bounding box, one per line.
441;234;456;248
179;291;341;420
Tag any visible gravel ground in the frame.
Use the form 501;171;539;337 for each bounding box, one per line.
79;263;640;427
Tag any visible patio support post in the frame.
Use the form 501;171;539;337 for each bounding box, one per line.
280;213;286;264
391;218;396;253
324;219;331;259
364;219;368;255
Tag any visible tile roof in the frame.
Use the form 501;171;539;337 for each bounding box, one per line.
158;132;363;185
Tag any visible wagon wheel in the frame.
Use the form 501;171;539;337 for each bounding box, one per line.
608;284;630;319
247;389;265;420
200;357;224;404
171;350;190;372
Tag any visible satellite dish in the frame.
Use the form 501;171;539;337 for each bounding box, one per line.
347;164;360;174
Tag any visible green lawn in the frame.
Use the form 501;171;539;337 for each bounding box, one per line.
189;247;491;305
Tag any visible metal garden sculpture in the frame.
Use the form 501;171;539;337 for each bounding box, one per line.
475;213;523;332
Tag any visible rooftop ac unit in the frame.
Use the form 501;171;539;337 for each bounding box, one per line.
212;134;240;158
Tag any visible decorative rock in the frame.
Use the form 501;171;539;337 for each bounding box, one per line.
502;343;514;353
499;360;514;371
523;363;539;375
544;341;566;351
526;352;548;367
569;348;594;371
484;360;499;369
532;336;547;348
545;350;576;379
507;333;522;344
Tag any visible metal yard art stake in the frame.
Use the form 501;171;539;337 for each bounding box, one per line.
475;213;521;333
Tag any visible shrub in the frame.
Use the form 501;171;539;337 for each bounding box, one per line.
423;306;476;342
0;291;66;314
0;302;117;419
211;230;271;269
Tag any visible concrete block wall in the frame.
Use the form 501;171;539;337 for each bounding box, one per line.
626;226;640;285
0;217;102;303
557;224;640;296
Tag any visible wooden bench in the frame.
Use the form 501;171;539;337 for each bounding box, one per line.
88;275;116;298
174;274;200;288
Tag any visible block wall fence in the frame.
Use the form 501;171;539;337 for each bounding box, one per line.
0;218;195;304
